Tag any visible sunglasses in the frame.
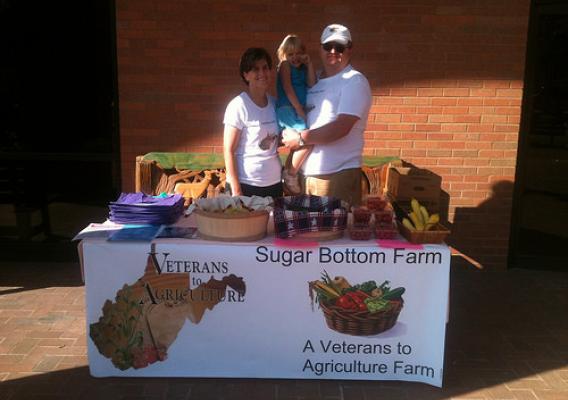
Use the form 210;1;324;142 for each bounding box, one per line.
321;42;350;53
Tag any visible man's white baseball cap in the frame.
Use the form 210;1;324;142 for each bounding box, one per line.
320;24;352;45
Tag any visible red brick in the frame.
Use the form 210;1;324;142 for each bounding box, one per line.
403;97;430;105
477;167;505;176
376;97;404;105
453;150;480;157
370;105;390;113
416;123;441;131
441;124;467;132
400;149;427;157
457;98;484;106
464;175;491;182
507;115;521;124
481;115;508;123
443;88;470;96
484;80;512;88
471;88;496;96
429;114;453;123
402;115;428;123
494;124;520;132
468;141;493;149
495;107;521;115
417;88;444;96
443;107;469;114
453;115;481;123
390;88;417;96
439;159;464;166
463;159;490;166
467;124;495;132
372;132;401;139
384;141;414;149
430;79;457;88
375;114;401;123
389;106;417;113
493;142;518;150
484;98;520;106
479;150;504;158
427;133;454;140
416;106;444;114
496;88;523;97
453;133;480;141
457;79;484;87
366;124;389;131
427;149;452;157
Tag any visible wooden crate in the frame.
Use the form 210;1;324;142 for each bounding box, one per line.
135;155;226;204
387;167;441;203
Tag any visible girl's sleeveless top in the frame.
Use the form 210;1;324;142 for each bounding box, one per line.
276;64;307;108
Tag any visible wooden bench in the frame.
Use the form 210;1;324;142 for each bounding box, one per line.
135;152;401;204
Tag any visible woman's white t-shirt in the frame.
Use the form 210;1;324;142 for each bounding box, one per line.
223;92;282;186
303;65;372;175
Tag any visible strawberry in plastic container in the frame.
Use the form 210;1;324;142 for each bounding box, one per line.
375;221;398;239
350;224;372;240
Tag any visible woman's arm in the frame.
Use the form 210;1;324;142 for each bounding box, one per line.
223;124;243;196
279;61;306;120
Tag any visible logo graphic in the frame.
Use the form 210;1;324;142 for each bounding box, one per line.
90;253;246;370
259;133;277;150
309;271;404;336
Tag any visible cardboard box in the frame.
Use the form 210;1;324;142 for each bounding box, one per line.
387;167;441;203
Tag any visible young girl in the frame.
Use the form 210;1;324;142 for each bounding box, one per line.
275;34;316;195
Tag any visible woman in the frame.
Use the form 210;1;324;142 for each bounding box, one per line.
223;47;283;198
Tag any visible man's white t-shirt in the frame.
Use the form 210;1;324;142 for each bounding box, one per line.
223;92;281;186
303;65;372;175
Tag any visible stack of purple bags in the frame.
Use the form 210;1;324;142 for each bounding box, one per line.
109;192;185;225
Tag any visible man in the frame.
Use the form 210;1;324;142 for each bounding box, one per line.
281;23;372;206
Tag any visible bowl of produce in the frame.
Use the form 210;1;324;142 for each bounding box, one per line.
193;196;270;241
309;272;405;336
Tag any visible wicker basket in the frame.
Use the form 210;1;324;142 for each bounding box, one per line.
194;209;269;242
319;300;403;336
399;222;450;244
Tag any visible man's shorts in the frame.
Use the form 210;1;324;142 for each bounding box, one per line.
303;168;362;207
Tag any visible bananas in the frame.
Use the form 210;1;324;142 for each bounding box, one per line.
402;198;440;231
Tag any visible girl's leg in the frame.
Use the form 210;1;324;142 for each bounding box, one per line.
288;145;313;175
283;145;312;195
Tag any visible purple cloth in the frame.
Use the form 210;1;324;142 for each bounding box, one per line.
110;192;184;207
108;192;185;225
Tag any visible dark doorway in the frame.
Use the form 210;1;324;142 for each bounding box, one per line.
509;0;568;270
0;1;119;259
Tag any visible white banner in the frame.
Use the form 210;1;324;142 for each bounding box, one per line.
83;237;450;387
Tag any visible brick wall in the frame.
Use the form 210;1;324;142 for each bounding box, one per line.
116;0;530;269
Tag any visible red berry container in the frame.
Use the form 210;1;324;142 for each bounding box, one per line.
352;206;372;224
366;196;387;211
350;224;372;240
375;221;398;239
374;209;394;224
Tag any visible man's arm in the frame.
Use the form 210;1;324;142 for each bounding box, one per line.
281;114;359;150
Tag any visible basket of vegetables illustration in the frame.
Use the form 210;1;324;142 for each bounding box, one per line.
309;272;405;336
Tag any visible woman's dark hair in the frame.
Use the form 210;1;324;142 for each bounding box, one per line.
239;47;272;85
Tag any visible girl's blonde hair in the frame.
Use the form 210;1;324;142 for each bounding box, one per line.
277;34;306;63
